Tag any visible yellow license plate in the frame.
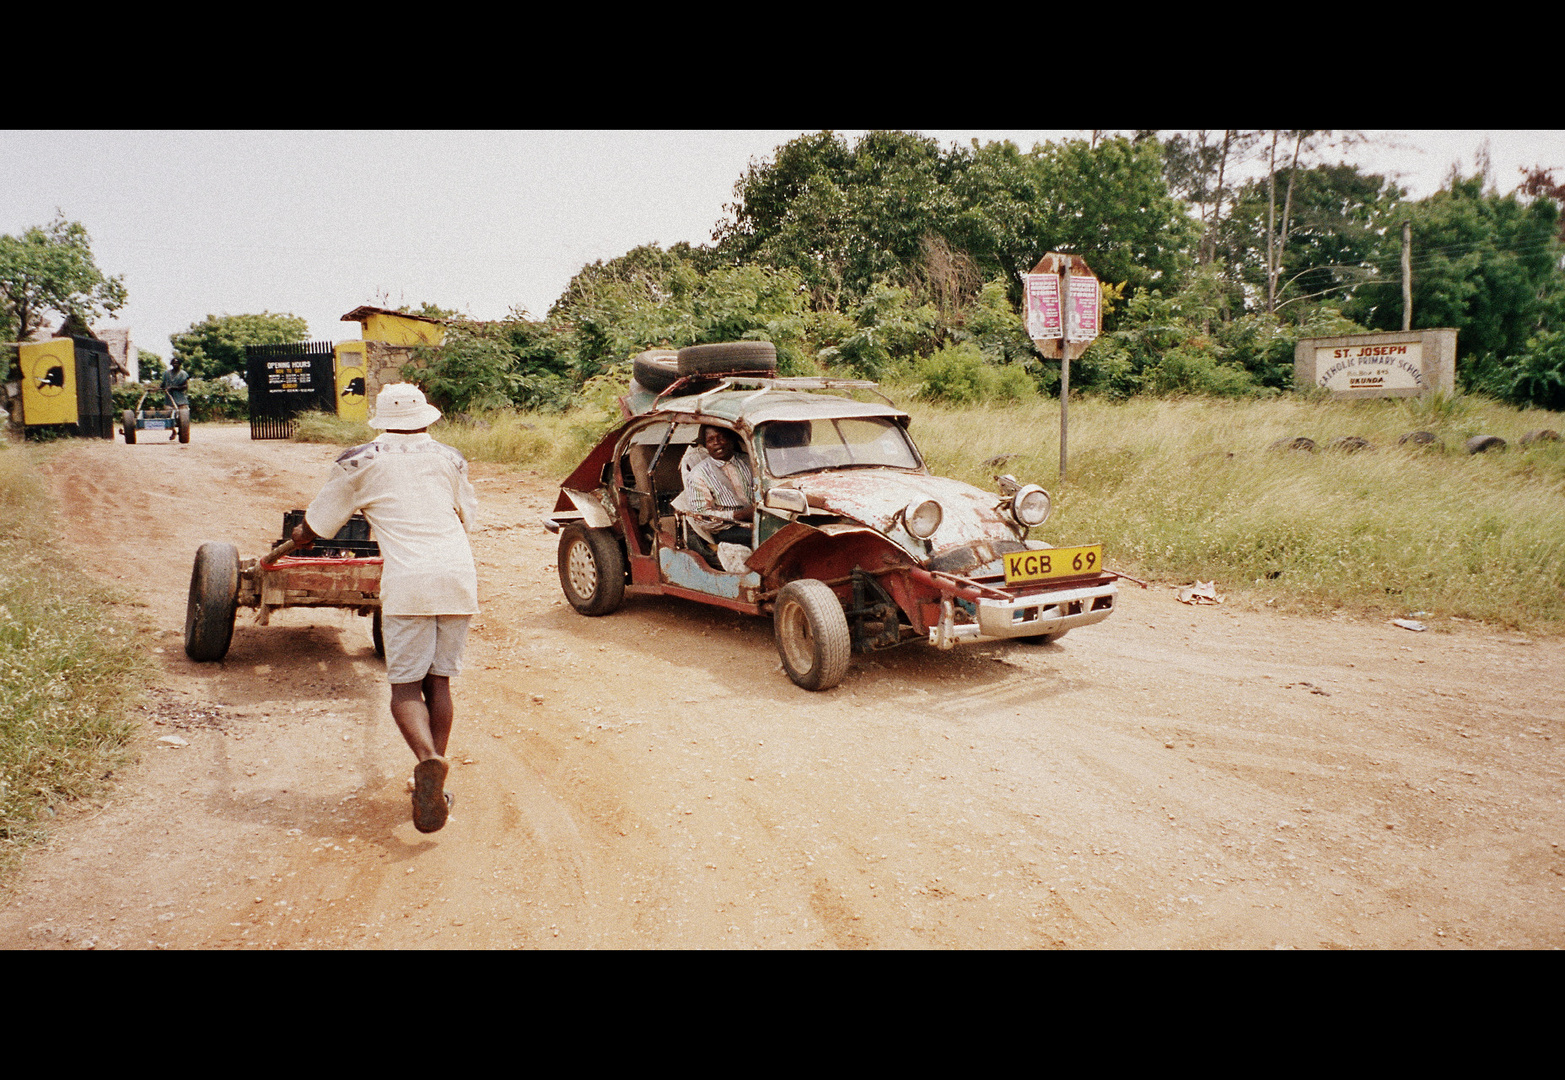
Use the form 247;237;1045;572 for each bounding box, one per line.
1003;544;1102;585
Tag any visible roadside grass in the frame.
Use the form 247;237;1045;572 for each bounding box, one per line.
292;390;1565;633
904;392;1565;631
0;444;150;870
294;407;611;478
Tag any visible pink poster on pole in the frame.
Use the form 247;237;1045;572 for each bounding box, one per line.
1067;274;1100;342
1025;273;1062;340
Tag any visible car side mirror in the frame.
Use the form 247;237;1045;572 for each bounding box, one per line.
764;488;808;515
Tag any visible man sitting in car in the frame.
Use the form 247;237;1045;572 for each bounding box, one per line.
683;425;753;549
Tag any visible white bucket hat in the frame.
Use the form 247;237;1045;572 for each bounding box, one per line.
369;382;442;430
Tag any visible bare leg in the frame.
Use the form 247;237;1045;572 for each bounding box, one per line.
423;673;453;757
390;675;454;761
390;681;438;762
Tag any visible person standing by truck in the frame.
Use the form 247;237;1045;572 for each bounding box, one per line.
291;383;478;833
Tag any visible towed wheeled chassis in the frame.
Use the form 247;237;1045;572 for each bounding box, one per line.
184;511;384;662
123;388;191;444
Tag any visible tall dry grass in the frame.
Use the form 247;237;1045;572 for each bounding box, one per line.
906;393;1565;630
293;408;609;478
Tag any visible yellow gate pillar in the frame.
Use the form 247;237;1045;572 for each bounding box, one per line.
334;342;368;423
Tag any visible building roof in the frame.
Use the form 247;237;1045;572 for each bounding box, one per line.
339;305;448;325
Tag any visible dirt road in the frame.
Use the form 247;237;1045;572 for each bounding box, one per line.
2;423;1562;949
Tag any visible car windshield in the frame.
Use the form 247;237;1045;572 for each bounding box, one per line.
757;417;921;477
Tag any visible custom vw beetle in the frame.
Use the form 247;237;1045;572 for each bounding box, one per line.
546;342;1121;691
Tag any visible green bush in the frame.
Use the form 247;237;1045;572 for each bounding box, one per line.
1507;331;1565;411
1141;344;1258;397
915;343;987;404
820;281;938;379
914;342;1038;405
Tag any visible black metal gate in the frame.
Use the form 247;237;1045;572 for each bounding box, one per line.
72;337;113;439
246;342;337;439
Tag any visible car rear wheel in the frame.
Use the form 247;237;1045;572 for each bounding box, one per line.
558;525;626;616
123;410;136;444
177;406;191;443
185;542;240;661
774;579;850;691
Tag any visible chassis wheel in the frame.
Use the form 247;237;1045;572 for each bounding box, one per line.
177;406;191;443
774;579;850;691
185;542;240;661
371;609;385;658
558;525;626;616
123;410;136;444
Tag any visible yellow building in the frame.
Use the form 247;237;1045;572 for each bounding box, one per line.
340;306;446;347
338;306;448;407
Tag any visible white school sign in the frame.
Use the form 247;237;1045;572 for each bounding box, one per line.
1294;329;1457;398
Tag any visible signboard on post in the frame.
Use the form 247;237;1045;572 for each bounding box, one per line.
1292;330;1457;398
1026;253;1099;481
1067;269;1100;342
1025;272;1062;343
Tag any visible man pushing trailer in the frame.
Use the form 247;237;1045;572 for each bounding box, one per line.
291;383;478;834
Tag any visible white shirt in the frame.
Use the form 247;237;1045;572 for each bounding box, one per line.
305;432;479;616
684;451;753;527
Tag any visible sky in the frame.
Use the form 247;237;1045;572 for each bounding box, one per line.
3;129;1562;361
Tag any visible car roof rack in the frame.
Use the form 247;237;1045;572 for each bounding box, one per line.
656;376;898;412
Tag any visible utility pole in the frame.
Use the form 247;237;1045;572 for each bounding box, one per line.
1402;220;1412;332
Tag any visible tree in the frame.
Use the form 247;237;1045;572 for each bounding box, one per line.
136;349;166;379
0;213;127;346
1218;162;1405;316
1346;173;1564;371
949;135;1196;312
1160;130;1264;266
1518;165;1565;241
169;312;309;379
713;130;956;310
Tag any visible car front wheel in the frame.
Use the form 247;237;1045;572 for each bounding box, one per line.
1019;629;1069;644
558;525;626;616
774;579;850;691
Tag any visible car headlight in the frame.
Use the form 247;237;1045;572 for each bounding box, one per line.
1011;485;1051;527
903;499;943;539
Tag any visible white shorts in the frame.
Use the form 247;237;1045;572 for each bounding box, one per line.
382;614;471;685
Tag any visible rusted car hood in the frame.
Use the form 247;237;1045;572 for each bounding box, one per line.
786;469;1017;552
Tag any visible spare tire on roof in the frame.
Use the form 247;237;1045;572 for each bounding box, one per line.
632;349;681;393
677;340;778;377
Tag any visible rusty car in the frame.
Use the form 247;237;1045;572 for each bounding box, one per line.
545;342;1121;691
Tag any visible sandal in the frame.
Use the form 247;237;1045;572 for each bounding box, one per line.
411;755;450;833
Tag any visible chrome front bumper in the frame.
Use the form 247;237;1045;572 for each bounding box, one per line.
928;580;1119;649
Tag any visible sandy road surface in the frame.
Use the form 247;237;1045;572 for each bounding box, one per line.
2;423;1562;950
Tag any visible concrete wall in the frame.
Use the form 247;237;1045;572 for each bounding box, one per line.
1295;329;1457;398
362;341;421;409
